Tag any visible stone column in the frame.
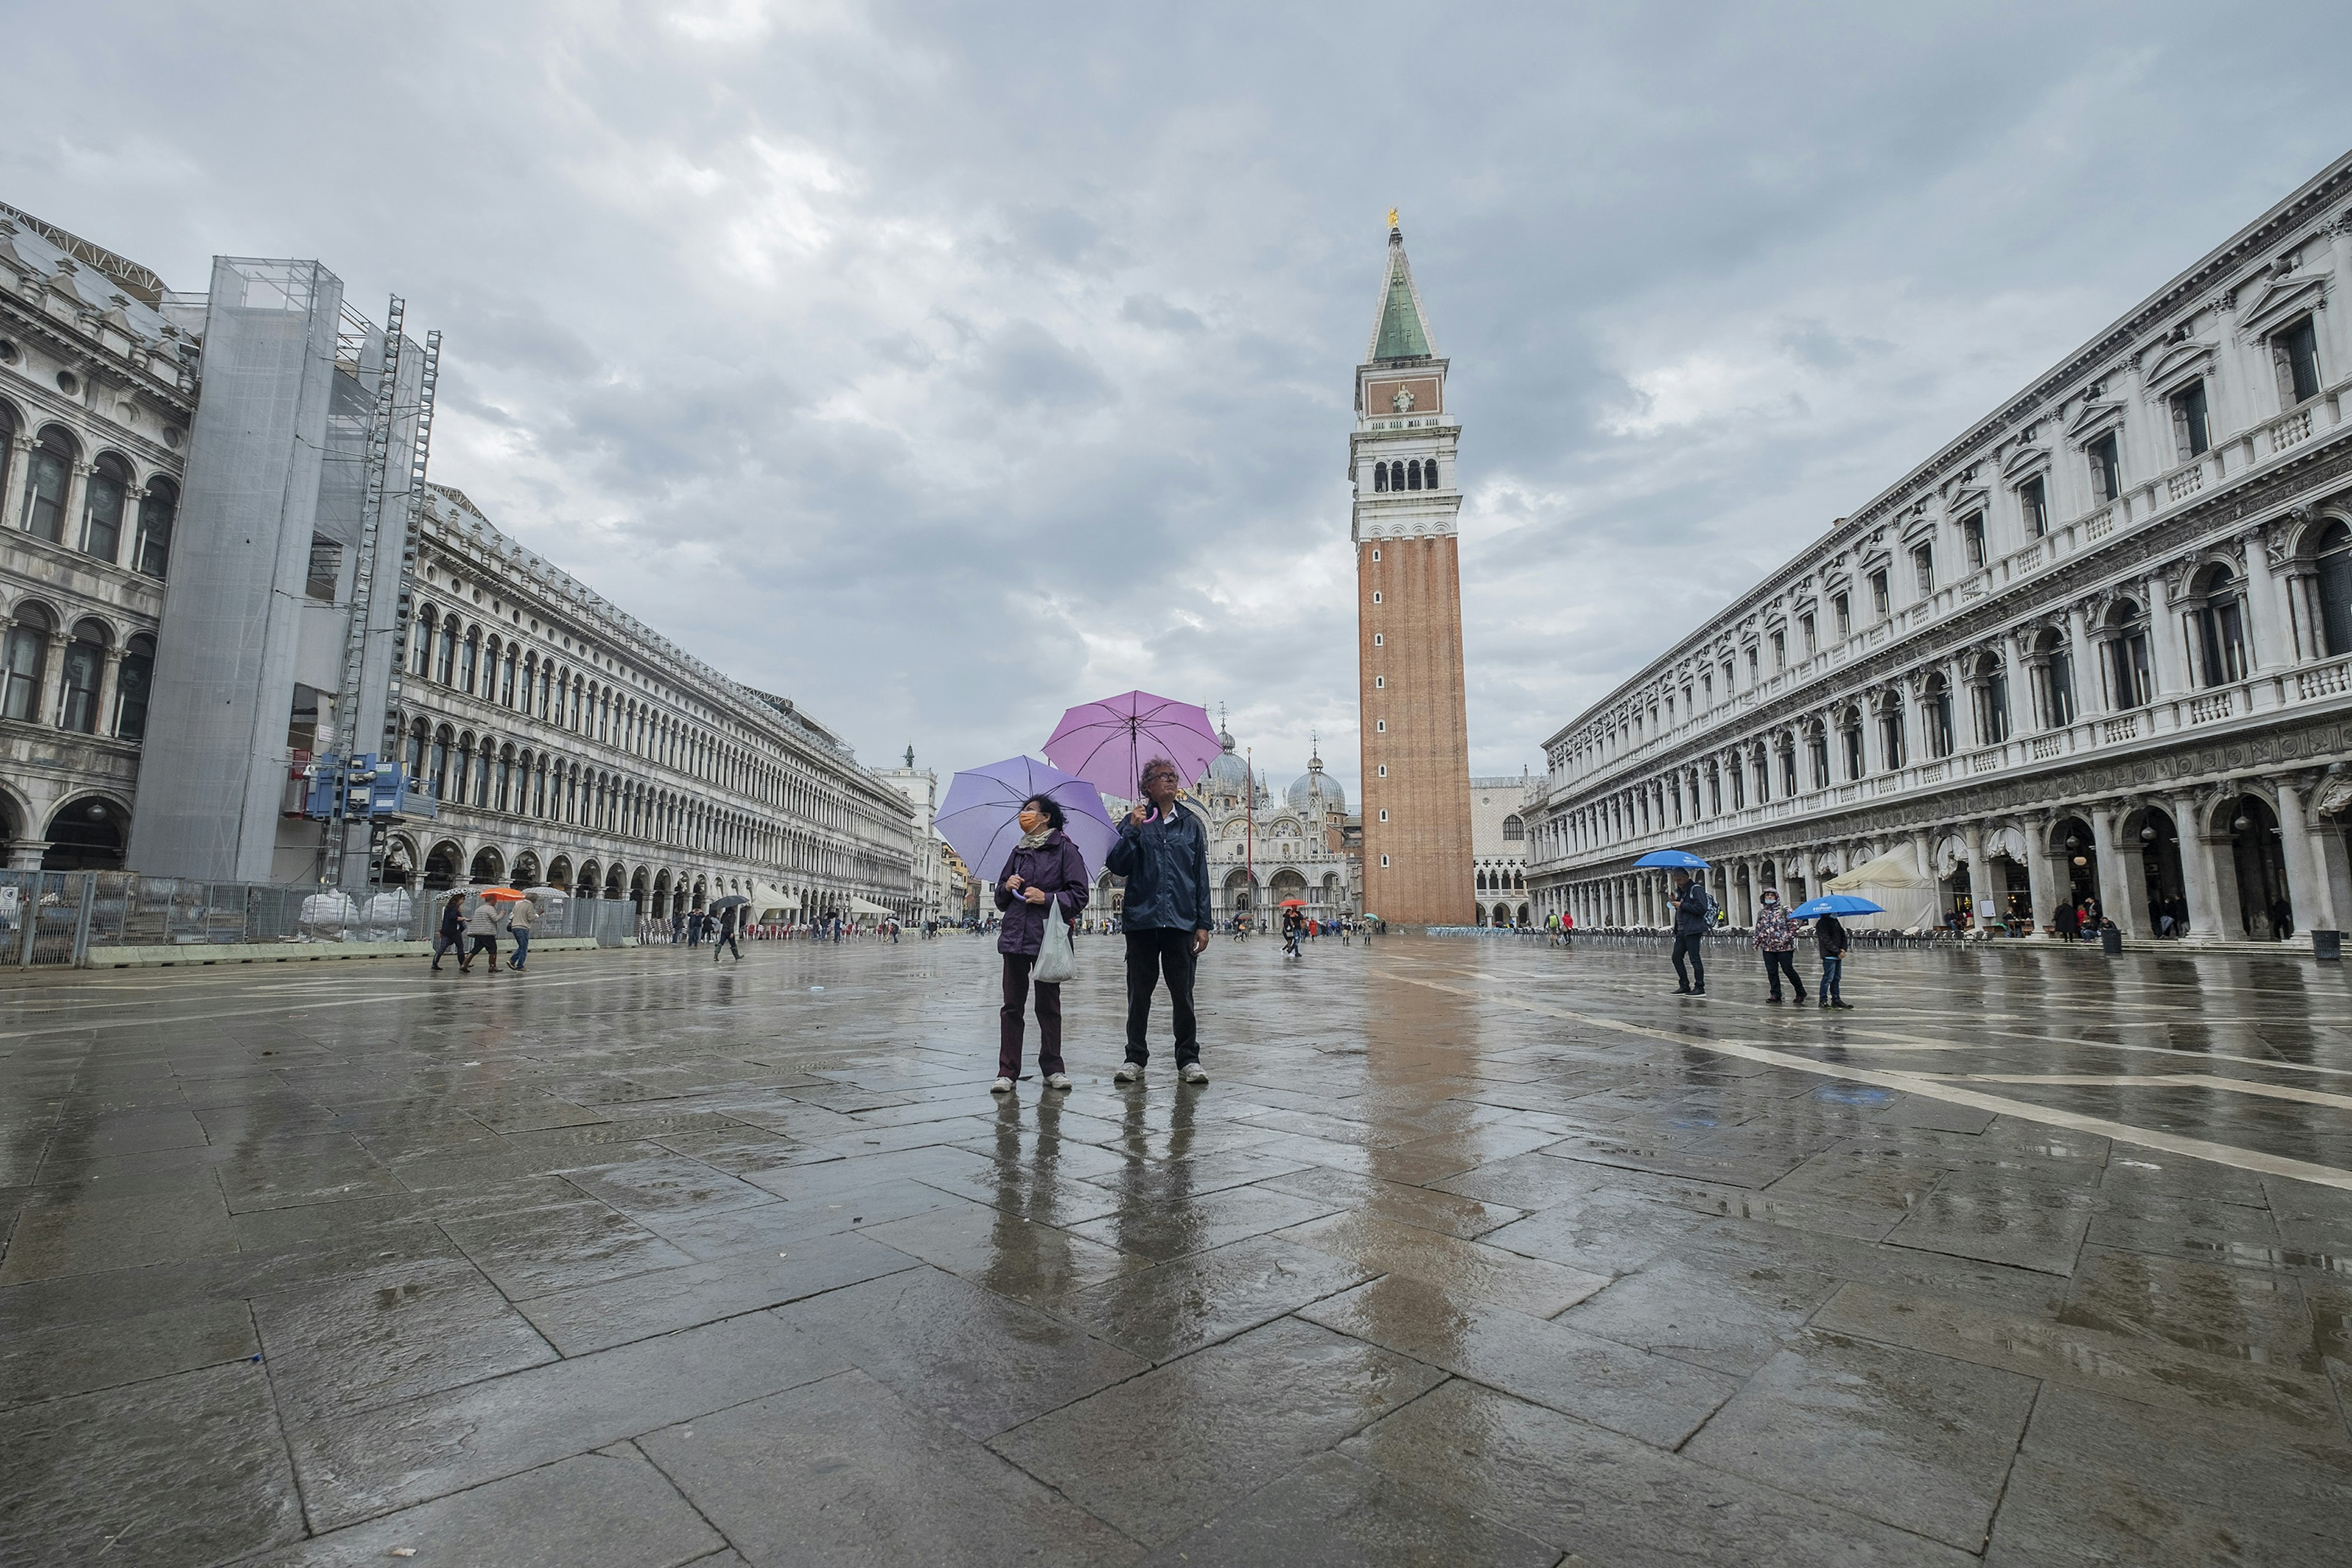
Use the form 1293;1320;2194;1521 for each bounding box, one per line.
2022;812;2056;937
2169;790;2225;941
2275;776;2335;935
1963;820;1989;929
96;647;124;737
35;631;68;727
2089;804;2135;937
2148;573;2190;696
2241;531;2291;671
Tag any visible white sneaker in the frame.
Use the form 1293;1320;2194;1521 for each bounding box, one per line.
1046;1073;1072;1091
1114;1061;1142;1084
990;1077;1014;1094
1180;1063;1209;1084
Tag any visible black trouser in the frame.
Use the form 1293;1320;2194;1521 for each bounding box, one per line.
466;933;498;968
1000;952;1063;1078
713;930;741;960
1763;949;1806;1000
1125;927;1199;1066
1671;933;1706;990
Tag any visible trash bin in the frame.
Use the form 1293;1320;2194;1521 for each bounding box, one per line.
2315;929;2342;962
2100;926;2123;956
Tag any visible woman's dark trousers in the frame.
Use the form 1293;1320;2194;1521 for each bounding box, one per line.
1670;933;1706;990
1000;953;1063;1078
1820;955;1844;1003
1762;949;1806;1000
1123;928;1199;1066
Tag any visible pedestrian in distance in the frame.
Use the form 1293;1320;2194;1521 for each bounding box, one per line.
1813;911;1853;1009
1669;870;1711;995
505;894;535;971
1105;756;1215;1085
1753;888;1807;1003
712;904;742;962
431;892;466;973
993;794;1089;1094
463;896;505;976
2053;902;2080;942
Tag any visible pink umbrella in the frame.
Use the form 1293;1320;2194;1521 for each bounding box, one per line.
1044;691;1223;800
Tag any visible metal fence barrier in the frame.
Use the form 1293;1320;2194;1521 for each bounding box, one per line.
0;870;641;967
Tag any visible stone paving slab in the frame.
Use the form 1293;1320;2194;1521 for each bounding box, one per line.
3;933;2351;1563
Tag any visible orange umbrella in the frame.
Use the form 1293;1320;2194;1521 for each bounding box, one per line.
1278;897;1306;908
477;886;528;902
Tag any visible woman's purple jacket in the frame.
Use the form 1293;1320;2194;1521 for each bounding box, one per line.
993;831;1091;957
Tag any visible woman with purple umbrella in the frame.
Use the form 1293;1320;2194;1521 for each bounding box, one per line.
993;794;1091;1095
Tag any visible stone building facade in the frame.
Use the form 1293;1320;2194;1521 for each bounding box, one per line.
1528;151;2352;944
1470;772;1535;927
384;486;916;921
0;205;192;869
874;752;951;924
1354;220;1476;926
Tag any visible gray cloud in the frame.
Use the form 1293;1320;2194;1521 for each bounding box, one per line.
4;1;2346;798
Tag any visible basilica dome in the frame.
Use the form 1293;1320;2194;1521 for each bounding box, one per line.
1202;728;1253;796
1286;753;1345;814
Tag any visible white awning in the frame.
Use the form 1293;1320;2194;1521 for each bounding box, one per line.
845;895;894;916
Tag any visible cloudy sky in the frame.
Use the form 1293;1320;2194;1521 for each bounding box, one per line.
7;2;2349;799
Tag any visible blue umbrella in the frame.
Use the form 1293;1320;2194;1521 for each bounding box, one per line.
1632;849;1711;870
937;755;1118;885
1790;894;1885;918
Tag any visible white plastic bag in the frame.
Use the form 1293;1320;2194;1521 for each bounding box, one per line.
1032;894;1074;984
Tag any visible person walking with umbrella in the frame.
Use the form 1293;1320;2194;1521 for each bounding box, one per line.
1106;756;1214;1085
1669;870;1710;994
1814;908;1853;1008
994;794;1090;1094
710;897;745;962
462;895;505;976
503;892;535;971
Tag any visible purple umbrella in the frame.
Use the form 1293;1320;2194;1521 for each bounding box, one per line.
1043;690;1223;801
936;755;1118;886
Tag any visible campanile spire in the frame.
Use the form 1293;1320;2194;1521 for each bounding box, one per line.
1351;219;1474;927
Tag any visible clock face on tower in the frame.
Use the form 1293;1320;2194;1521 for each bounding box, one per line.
1391;386;1415;412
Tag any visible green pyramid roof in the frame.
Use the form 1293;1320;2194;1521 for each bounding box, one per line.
1366;231;1437;363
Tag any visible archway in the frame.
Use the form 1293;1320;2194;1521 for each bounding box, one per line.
575;859;600;899
691;876;707;910
2121;805;2186;935
652;869;672;918
545;855;573;892
1223;867;1256;921
512;851;541;888
382;835;417;888
628;868;647;911
422;839;464;891
2218;794;2292;939
467;845;504;884
41;796;127;870
605;864;625;902
2046;815;2098;914
1492;902;1512;927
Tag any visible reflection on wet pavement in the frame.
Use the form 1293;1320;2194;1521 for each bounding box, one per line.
2;933;2349;1565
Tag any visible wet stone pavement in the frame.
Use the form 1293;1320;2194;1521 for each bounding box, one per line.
2;932;2350;1566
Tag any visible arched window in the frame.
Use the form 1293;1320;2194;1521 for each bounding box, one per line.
1879;697;1907;769
2;605;53;722
459;630;480;694
414;607;437;676
405;718;426;782
483;636;502;699
1373;462;1389;492
1922;674;1954;759
1406;459;1423;491
0;402;13;505
134;478;176;579
497;745;516;812
1502;813;1524;842
23;431;74;542
520;652;537;709
82;454;130;563
453;731;474;804
500;643;518;707
1839;706;1864;779
58;620;107;733
475;738;494;808
430;725;453;799
2105;600;2152;707
2032;627;2075;728
2316;521;2352;657
1973;654;2010;744
437;618;459;684
2187;565;2247;686
115;634;154;739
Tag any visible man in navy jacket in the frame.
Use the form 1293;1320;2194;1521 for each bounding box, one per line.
1104;755;1215;1084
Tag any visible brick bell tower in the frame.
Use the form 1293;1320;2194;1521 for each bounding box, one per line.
1353;213;1474;927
